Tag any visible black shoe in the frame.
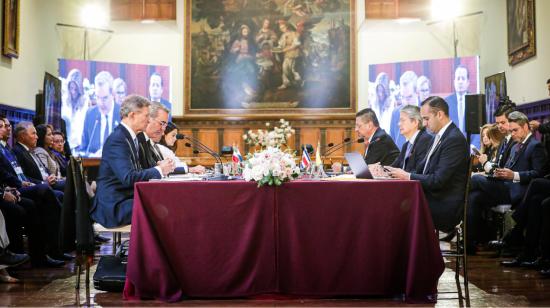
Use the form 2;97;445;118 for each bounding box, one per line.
541;268;550;277
33;255;65;268
0;249;30;267
94;234;111;243
521;257;550;269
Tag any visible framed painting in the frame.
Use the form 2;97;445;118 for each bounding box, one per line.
2;0;20;58
484;72;507;124
507;0;535;65
184;0;356;119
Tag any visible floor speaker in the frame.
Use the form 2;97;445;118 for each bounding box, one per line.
465;94;486;134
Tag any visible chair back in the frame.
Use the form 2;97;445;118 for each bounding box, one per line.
461;154;476;252
59;156;95;254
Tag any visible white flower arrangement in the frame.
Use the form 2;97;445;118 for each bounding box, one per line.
242;146;300;187
243;119;295;149
242;119;299;186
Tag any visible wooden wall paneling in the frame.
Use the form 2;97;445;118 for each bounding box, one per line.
111;0;176;21
175;128;193;157
300;128;321;154
350;130;365;155
223;128;245;154
325;128;347;161
196;129;218;158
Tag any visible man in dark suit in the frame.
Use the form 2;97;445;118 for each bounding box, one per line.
12;122;65;198
137;102;169;169
90;95;175;228
387;96;469;232
80;71;121;157
478;103;516;173
445;65;470;135
149;72;172;121
0;117;65;267
390;105;433;172
355;108;399;166
468;111;546;254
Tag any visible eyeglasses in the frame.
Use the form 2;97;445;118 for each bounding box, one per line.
152;118;168;128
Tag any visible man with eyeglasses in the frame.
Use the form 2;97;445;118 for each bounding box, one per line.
112;78;127;106
137;101;172;169
80;71;121;157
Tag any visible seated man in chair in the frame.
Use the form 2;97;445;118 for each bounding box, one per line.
90;95;174;228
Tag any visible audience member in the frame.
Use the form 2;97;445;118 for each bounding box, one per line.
35;124;63;178
390;105;433;172
387;96;469;232
355;108;399;166
468;111;546;253
90;95;175;228
475;124;504;171
0;210;30;283
478;103;517;173
51;131;68;177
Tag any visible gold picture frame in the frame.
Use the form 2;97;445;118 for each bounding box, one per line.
2;0;20;58
183;0;356;119
507;0;536;65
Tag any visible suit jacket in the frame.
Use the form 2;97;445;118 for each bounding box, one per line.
0;149;23;188
137;132;163;169
13;143;45;184
502;135;547;203
410;122;469;232
79;103;121;156
496;136;516;168
363;128;400;166
444;94;461;134
391;129;433;172
90;125;161;228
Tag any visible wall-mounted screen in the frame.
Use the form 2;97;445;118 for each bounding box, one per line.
58;59;171;157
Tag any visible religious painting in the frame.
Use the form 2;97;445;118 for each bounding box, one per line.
2;0;20;58
184;0;356;119
484;72;507;124
507;0;536;65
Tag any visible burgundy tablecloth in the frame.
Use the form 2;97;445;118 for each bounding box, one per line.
123;180;444;302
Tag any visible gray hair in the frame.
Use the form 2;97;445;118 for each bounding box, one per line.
120;95;151;118
400;105;423;129
94;71;114;90
113;77;126;90
417;75;431;90
149;101;170;119
14;121;34;139
507;111;529;126
399;70;418;91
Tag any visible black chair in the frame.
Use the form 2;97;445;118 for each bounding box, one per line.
439;154;474;307
59;156;95;290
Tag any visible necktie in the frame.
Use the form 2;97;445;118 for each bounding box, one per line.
30;151;49;179
0;144;27;182
496;138;509;167
422;134;441;174
403;142;413;169
133;138;139;157
103;114;109;144
153;143;164;160
505;143;524;168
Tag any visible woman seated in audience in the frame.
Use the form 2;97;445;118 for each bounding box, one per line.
35;124;63;178
159;122;205;174
475;123;505;172
50;131;68;177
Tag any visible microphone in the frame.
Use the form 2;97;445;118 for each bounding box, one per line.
184;143;201;155
84;119;99;156
182;135;223;164
326;137;351;149
324;138;364;157
175;133;185;140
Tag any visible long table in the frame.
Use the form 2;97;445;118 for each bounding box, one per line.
123;180;444;302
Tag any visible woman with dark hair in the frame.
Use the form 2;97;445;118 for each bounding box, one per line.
34;124;62;178
50;131;68;176
158;122;205;174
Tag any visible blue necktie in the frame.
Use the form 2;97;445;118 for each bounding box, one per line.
0;144;28;182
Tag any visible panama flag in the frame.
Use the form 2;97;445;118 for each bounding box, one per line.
232;145;243;163
300;145;311;169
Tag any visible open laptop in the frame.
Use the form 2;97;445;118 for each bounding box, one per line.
344;152;391;180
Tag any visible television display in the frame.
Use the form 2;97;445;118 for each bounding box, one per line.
368;56;479;148
58;59;171;157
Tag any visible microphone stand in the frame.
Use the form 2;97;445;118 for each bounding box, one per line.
182;135;223;165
